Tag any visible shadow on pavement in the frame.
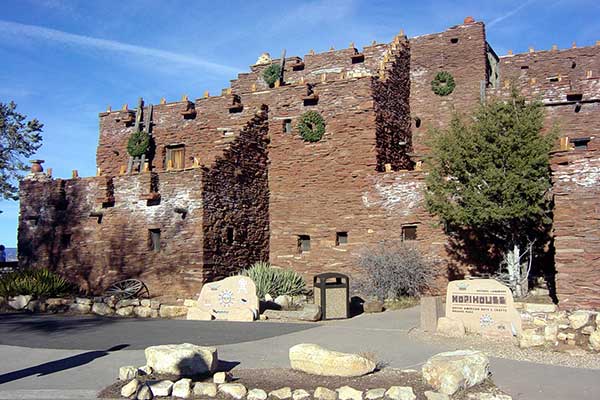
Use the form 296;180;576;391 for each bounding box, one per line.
0;344;129;385
0;312;119;335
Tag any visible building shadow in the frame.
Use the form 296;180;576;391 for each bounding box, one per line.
0;344;128;385
0;313;119;335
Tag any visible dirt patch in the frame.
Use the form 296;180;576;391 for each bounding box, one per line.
98;368;505;400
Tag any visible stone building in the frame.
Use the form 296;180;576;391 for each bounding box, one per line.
18;18;599;308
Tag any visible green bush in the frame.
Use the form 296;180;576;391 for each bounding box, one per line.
240;261;305;299
127;130;150;157
262;64;281;87
0;268;75;298
297;110;326;142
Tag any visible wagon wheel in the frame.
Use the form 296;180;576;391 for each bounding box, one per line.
104;279;150;300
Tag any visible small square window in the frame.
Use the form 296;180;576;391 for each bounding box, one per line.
450;38;459;44
570;137;590;150
298;235;311;253
166;145;185;170
283;119;292;133
149;229;161;252
61;234;72;248
402;225;417;241
336;232;348;246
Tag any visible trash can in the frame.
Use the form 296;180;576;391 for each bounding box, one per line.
313;273;350;320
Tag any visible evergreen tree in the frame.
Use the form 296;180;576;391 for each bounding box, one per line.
0;101;44;202
425;91;556;296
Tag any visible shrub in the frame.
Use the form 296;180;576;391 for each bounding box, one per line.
240;261;305;299
356;242;435;300
126;130;150;157
0;268;75;298
262;64;281;87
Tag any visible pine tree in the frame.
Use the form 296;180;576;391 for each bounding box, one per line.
425;90;556;296
0;101;44;202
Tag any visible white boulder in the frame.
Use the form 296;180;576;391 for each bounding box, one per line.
289;343;376;377
422;350;489;395
145;343;217;376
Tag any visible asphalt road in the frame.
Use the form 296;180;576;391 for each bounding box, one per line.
0;312;316;349
0;308;598;400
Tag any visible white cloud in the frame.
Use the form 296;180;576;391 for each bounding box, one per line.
487;0;537;28
0;19;241;75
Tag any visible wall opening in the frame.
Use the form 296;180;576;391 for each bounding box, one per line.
149;229;161;252
166;144;185;170
298;235;311;254
226;227;234;245
401;225;417;241
283;119;292;133
61;234;72;248
450;38;459;44
336;232;348;246
570;137;590;150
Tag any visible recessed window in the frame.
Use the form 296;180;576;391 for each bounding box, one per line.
149;229;161;252
402;225;417;241
283;119;292;133
450;38;459;44
520;65;529;70
226;227;234;245
298;235;311;253
549;76;560;83
61;234;72;248
571;61;577;69
166;145;185;170
336;232;348;246
570;137;590;150
414;117;421;128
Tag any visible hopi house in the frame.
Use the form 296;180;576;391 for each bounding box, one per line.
18;18;600;308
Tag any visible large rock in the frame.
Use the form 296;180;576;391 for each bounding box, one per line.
213;371;231;384
69;303;91;314
149;380;173;397
292;389;310;400
227;308;255;322
75;297;92;305
219;383;247;399
119;365;138;380
289;343;376;377
436;317;465;337
116;299;140;308
159;305;188;319
363;300;384;313
385;386;416;400
519;328;545;348
145;343;218;376
269;387;292;400
92;302;114;316
274;295;292;310
248;388;268;400
197;276;259;321
116;306;134;317
421;350;490;395
121;379;140;397
314;387;337;400
26;300;46;313
8;295;32;310
336;386;363;400
172;378;192;399
589;330;600;350
134;306;159;318
193;382;217;397
263;304;321;322
568;311;590;330
137;384;152;400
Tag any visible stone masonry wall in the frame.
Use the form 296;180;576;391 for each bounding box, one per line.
19;169;205;296
551;149;600;309
202;106;270;281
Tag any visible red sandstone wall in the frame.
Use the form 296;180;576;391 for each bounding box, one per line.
409;22;489;154
551;149;600;309
18;170;205;296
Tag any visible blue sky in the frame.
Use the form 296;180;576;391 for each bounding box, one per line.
1;0;599;247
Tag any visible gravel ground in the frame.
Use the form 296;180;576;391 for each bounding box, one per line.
409;329;600;370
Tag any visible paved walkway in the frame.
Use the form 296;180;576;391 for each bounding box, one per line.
0;308;598;400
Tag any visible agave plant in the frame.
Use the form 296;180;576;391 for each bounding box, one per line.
0;268;75;298
240;261;305;299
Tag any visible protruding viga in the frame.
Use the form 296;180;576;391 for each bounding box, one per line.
289;343;376;377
